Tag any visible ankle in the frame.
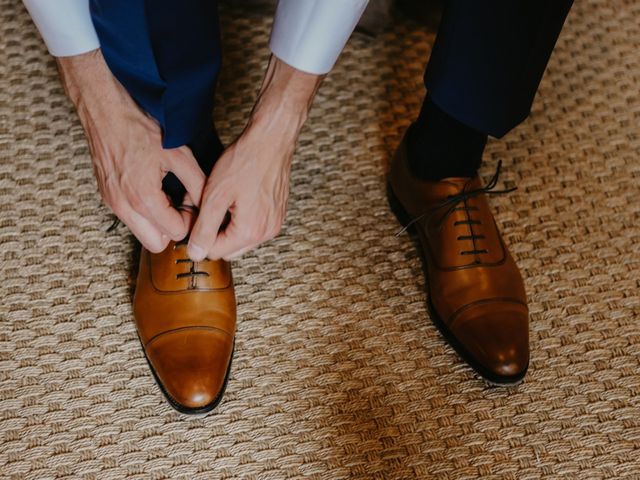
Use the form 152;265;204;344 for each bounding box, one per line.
405;96;487;180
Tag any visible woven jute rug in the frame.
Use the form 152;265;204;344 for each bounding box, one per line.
1;0;639;478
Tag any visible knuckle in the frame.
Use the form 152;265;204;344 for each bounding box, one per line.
128;193;143;211
203;188;227;207
109;200;127;218
129;193;150;213
100;182;118;206
244;229;263;244
269;225;282;239
268;219;284;239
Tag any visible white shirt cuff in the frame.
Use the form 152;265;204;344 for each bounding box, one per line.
269;0;369;75
23;0;100;57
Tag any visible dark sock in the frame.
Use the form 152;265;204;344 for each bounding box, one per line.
405;96;487;180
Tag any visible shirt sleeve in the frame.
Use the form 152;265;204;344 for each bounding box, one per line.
269;0;369;75
22;0;100;57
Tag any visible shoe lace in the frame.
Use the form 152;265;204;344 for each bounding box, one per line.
106;204;210;279
172;205;211;280
173;239;210;280
395;161;517;256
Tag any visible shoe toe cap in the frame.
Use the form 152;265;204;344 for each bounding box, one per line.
145;328;234;411
449;301;529;383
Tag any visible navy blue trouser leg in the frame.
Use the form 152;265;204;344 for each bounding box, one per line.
425;0;573;138
88;0;573;192
89;0;223;204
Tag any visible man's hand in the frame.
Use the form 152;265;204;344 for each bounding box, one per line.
57;50;206;252
187;56;322;261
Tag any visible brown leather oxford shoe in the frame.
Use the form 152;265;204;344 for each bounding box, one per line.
133;238;236;414
387;135;529;385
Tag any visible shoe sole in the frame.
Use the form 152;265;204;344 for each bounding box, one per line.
386;181;527;387
137;333;235;416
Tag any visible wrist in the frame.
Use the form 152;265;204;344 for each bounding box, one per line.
245;55;323;146
253;55;323;120
56;49;114;106
56;48;145;132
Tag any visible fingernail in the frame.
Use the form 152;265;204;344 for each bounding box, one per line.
188;243;206;261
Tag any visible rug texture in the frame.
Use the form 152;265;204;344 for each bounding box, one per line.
0;0;639;479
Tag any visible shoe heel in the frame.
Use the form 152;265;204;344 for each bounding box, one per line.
386;181;416;234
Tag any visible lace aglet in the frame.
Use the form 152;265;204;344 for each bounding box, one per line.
395;226;409;237
106;216;120;233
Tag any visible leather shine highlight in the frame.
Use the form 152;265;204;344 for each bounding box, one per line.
388;135;529;383
133;241;236;412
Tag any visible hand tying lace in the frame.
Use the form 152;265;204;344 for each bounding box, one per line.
107;204;199;234
166;205;212;281
107;204;210;281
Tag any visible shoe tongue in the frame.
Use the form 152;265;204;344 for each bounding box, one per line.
146;242;232;291
439;175;477;186
430;176;482;200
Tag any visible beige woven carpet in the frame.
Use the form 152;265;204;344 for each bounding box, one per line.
1;1;639;479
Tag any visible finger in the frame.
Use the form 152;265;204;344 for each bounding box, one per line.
187;189;230;261
138;189;189;241
168;147;207;208
207;221;255;261
121;207;170;253
223;243;256;261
